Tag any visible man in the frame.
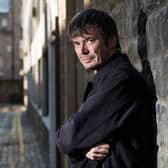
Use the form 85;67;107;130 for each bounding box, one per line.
56;8;156;168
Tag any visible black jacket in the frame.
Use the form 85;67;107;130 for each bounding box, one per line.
56;51;156;168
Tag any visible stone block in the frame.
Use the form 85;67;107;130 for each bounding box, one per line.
157;103;168;147
158;147;168;168
147;6;168;57
150;56;168;100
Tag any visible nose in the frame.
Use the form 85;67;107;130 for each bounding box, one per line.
81;43;89;54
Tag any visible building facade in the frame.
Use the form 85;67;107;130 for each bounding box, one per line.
0;0;23;103
20;0;87;167
20;0;168;168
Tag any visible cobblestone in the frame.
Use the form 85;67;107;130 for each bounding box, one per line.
0;104;49;168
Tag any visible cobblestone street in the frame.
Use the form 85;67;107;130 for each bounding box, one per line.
0;104;48;168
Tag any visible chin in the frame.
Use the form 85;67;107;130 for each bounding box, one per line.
84;65;98;71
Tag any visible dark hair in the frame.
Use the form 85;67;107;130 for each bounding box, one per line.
68;8;120;49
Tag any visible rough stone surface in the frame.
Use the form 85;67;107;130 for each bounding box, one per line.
147;6;168;58
156;101;168;167
126;2;168;167
150;56;168;100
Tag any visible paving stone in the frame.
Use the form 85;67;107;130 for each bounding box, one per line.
0;104;49;168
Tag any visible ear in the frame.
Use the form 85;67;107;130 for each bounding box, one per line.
108;35;117;49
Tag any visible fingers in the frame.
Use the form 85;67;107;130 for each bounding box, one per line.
86;152;106;160
86;145;109;160
85;144;110;160
97;144;110;152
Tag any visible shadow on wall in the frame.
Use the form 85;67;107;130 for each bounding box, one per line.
137;9;158;168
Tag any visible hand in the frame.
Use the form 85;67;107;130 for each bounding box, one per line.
85;144;110;160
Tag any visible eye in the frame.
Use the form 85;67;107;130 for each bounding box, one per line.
87;38;96;43
72;41;80;47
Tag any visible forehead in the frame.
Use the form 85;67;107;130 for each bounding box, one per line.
70;27;102;41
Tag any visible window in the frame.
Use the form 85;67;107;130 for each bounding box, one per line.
0;0;10;13
1;18;8;27
6;45;11;53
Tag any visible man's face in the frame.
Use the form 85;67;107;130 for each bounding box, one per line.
71;28;115;70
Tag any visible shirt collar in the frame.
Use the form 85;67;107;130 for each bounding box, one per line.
93;50;122;82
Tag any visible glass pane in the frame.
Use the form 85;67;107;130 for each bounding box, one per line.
0;0;9;13
2;18;8;27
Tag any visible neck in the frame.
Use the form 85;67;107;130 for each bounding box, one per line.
93;49;120;74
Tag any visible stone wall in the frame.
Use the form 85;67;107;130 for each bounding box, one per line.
0;0;23;103
0;33;12;78
87;0;168;167
0;0;22;79
146;5;168;168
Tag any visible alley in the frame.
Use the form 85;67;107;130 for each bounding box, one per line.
0;104;48;168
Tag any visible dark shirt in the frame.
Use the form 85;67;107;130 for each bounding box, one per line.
56;51;156;168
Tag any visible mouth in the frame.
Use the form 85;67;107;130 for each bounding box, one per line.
80;56;94;63
82;58;91;63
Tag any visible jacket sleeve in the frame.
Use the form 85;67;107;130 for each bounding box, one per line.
56;70;147;157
